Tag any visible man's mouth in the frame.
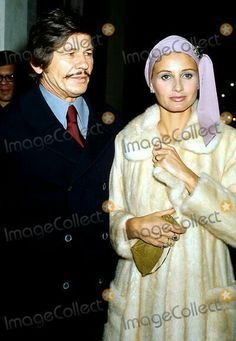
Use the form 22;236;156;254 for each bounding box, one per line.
0;87;11;92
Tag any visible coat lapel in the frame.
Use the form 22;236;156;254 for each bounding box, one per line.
69;97;114;182
20;86;114;181
20;86;89;164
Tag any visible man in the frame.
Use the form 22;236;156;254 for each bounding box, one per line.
0;50;17;110
0;8;121;339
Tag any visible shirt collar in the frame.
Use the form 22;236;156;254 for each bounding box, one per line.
39;84;89;133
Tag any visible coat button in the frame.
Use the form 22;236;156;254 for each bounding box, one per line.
102;182;107;191
62;281;70;290
65;234;72;242
102;232;109;240
98;277;104;285
67;185;73;191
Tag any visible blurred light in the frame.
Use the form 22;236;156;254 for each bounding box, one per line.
221;94;226;97
220;111;233;124
230;82;235;87
219;23;233;36
102;23;115;36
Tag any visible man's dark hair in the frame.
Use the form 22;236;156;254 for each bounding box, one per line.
28;8;93;69
0;50;17;66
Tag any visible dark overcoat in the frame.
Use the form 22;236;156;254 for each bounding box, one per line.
0;86;122;339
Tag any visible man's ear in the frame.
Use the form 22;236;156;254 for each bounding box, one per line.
30;63;43;75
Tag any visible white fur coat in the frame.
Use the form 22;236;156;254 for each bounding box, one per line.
103;103;236;341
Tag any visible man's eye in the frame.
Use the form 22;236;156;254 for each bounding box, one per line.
60;50;76;56
84;51;93;56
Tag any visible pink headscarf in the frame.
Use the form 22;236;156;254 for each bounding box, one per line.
144;35;220;146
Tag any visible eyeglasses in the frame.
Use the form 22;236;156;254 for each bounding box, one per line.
0;74;15;82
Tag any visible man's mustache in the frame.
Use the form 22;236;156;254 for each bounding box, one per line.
66;71;91;78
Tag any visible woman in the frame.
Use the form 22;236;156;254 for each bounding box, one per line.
103;35;236;340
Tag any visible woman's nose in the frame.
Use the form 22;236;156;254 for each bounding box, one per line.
173;78;183;92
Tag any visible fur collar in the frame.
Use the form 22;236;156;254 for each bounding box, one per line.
122;101;223;162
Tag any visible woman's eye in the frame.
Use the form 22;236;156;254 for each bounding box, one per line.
183;73;193;79
160;74;171;80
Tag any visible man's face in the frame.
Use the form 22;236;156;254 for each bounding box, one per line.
0;64;16;107
34;33;94;102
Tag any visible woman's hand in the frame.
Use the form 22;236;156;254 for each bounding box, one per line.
126;208;186;247
152;144;199;193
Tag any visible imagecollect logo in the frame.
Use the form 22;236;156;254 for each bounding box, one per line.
3;299;103;330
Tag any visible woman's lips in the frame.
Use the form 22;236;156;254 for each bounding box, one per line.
170;96;186;102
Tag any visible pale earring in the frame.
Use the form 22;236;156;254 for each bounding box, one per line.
150;85;155;93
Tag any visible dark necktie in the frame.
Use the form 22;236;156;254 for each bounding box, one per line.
66;105;85;148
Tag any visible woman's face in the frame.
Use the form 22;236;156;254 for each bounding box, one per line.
151;52;199;113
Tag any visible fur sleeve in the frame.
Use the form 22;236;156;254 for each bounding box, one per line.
180;169;236;247
153;141;236;247
108;132;135;259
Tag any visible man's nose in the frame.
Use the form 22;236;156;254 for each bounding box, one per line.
0;77;8;85
74;55;89;70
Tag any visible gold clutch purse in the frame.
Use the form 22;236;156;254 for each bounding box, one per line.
130;214;179;276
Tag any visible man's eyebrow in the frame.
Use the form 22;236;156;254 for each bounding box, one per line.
57;46;94;53
84;47;94;51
